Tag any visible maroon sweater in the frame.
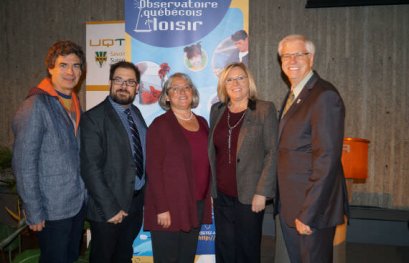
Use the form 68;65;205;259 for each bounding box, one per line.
213;109;245;197
144;110;212;232
181;123;210;200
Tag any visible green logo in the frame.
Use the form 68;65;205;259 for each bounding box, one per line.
95;51;107;67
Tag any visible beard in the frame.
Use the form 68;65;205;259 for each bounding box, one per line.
110;87;137;105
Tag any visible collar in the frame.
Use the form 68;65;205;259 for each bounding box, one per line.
292;70;313;98
218;99;257;111
37;78;81;134
239;51;248;61
108;96;130;113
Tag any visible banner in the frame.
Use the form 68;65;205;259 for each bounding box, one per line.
125;0;249;262
125;0;249;125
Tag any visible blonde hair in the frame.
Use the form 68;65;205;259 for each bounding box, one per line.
217;62;257;103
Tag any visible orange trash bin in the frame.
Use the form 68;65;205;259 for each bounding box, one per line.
341;137;370;179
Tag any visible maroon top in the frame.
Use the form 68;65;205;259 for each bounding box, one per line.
213;109;245;197
181;122;210;200
144;111;212;232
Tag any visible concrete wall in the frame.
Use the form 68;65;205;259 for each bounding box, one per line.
1;0;408;209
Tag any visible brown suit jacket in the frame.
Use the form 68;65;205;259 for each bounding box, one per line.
277;72;349;229
208;99;278;204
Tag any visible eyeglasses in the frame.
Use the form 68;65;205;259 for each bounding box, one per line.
168;86;192;94
280;52;310;62
225;75;248;84
112;78;138;87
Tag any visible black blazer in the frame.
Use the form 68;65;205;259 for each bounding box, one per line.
80;97;147;222
277;72;349;229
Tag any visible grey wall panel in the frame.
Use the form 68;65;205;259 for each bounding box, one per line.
1;0;408;209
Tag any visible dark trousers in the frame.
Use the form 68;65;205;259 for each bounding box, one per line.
150;201;203;263
279;214;336;263
214;191;264;263
36;205;85;263
89;190;144;263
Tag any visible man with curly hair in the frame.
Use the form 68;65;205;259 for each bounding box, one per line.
12;40;87;263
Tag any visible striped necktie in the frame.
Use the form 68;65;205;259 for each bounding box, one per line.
124;108;143;179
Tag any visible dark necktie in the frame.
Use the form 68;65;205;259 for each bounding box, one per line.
124;108;143;179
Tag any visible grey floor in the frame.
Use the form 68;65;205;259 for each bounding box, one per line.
4;213;408;263
3;232;409;263
261;206;409;263
260;236;409;263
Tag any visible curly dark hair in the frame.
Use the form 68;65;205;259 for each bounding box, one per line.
45;40;86;77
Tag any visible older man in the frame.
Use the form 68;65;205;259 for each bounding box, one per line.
276;34;349;263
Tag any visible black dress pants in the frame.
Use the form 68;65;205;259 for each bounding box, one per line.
214;191;264;263
89;190;144;263
150;200;204;263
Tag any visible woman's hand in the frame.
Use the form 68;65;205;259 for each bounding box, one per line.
157;211;171;228
251;194;266;213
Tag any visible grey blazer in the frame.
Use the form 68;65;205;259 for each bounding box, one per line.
208;99;278;204
12;90;85;225
80;97;147;222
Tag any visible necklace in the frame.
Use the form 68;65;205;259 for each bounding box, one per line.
227;109;246;164
174;111;193;121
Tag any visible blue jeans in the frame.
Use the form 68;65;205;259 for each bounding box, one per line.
36;205;85;263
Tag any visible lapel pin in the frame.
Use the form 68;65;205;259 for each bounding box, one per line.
296;99;302;104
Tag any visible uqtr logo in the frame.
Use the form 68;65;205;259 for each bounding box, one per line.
95;51;107;68
89;38;125;47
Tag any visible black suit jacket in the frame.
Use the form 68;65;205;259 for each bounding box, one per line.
277;72;349;229
80;97;147;222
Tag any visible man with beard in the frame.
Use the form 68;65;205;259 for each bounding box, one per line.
80;61;147;263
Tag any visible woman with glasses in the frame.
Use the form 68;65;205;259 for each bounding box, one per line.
143;72;212;263
208;62;278;263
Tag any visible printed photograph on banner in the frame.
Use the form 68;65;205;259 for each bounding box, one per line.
135;61;167;105
212;29;249;76
184;42;208;72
